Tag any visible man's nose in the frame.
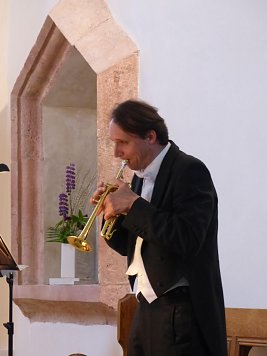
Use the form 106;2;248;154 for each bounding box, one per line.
114;145;121;158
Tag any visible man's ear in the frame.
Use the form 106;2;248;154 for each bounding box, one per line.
146;130;157;144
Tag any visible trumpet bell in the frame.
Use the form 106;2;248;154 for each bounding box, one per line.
67;236;93;252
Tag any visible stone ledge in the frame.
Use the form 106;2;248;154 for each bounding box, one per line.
13;284;117;325
14;284;99;302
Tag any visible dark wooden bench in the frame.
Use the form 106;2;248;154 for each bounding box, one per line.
226;308;267;356
117;294;138;356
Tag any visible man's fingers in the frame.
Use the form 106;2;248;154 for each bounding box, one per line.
90;181;106;205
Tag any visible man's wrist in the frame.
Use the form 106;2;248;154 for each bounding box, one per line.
127;195;140;212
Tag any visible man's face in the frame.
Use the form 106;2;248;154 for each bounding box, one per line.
109;120;154;171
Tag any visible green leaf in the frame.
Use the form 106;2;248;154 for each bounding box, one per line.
46;213;88;244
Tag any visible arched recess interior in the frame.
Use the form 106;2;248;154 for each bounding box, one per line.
11;0;138;322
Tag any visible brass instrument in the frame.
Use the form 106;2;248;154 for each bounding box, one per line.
67;160;128;252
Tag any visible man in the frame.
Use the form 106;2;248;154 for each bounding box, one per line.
91;99;227;356
0;164;9;172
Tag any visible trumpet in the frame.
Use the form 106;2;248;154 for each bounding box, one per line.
67;160;128;252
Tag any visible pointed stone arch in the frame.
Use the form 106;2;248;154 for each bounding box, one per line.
11;0;138;321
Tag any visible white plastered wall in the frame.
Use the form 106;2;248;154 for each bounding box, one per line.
0;1;266;355
0;0;11;352
107;0;267;309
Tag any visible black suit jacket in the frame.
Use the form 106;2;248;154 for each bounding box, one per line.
106;141;227;356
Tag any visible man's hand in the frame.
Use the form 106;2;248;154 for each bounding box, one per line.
102;179;139;220
89;181;106;215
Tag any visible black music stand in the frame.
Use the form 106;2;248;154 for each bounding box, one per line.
0;236;20;356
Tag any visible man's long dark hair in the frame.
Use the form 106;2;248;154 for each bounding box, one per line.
111;99;169;145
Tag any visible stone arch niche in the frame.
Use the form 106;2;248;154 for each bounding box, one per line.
11;0;138;322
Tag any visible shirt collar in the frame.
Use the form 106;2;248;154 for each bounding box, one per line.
134;142;171;181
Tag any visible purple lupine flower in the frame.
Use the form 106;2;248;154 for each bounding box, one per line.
59;193;69;220
66;163;76;194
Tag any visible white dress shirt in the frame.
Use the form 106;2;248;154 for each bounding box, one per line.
126;143;171;303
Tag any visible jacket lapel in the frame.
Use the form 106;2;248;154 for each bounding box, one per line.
150;141;180;207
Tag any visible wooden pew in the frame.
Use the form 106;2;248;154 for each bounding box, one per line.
226;308;267;356
117;294;138;356
117;294;267;356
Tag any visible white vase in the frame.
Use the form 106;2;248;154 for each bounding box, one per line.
48;243;79;285
61;243;75;278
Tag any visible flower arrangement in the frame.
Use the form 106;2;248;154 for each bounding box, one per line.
47;163;94;244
